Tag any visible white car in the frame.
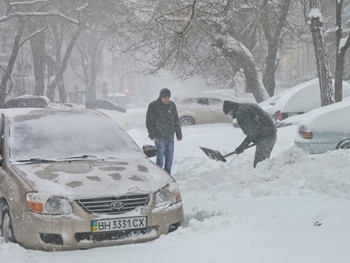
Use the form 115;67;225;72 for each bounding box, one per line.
294;98;350;154
258;93;281;117
272;79;350;122
174;92;252;126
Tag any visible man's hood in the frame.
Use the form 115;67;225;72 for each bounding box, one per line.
13;158;173;198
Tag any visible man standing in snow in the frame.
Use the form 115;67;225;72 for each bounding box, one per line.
223;100;277;168
146;88;182;174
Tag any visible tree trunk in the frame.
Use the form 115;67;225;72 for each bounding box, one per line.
220;44;269;103
28;18;46;96
0;19;26;107
334;0;350;102
261;0;292;96
263;43;278;97
87;39;99;100
308;0;334;106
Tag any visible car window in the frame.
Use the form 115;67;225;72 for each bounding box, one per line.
4;100;20;108
9;113;143;161
5;98;47;108
178;98;193;105
208;98;222;105
196;98;209;105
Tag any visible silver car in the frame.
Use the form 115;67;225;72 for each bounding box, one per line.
294;99;350;154
0;108;183;250
175;92;249;126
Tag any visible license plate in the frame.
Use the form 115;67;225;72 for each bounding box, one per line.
91;216;147;233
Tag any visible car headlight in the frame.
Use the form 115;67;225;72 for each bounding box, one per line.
155;184;182;208
26;193;73;215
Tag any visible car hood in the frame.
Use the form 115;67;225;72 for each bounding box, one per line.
13;158;173;198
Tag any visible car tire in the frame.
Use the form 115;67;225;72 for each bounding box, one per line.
337;139;350;150
180;116;195;126
1;206;16;243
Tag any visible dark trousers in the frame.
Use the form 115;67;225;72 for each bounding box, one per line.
254;133;277;168
155;138;174;174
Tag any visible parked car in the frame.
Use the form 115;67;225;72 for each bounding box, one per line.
258;93;281;117
86;99;126;113
272;79;350;122
0;108;183;250
4;95;52;108
294;98;350;154
174;92;251;125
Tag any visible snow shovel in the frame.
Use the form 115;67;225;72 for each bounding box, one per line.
199;143;256;162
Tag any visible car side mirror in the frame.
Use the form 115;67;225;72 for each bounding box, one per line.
142;145;157;158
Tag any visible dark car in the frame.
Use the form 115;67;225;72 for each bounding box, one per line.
85;99;126;113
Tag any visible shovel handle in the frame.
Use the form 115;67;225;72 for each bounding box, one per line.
223;143;256;158
223;150;237;158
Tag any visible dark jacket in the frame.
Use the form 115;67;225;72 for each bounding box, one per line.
226;101;276;149
146;98;182;140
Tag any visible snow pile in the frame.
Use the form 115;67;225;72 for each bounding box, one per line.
174;146;350;199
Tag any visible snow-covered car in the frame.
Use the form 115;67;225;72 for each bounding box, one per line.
272;79;350;122
4;95;52;109
0;108;183;251
258;93;281;117
294;98;350;154
174;92;251;125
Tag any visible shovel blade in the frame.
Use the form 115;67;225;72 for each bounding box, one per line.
199;146;227;162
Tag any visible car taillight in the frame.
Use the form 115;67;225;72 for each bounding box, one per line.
299;131;313;139
276;110;284;121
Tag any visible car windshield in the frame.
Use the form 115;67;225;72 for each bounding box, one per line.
9;111;143;162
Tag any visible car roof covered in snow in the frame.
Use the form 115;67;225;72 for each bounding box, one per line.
0;108;101;123
273;78;350;114
174;91;249;103
297;97;350;133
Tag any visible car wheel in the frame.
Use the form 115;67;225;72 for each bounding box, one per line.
1;206;16;243
180;116;195;126
337;139;350;150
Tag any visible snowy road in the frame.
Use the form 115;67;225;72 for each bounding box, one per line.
1;108;350;263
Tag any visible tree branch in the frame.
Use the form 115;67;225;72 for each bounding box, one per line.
10;1;47;6
0;11;79;24
19;25;47;48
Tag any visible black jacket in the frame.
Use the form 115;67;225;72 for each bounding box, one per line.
227;101;276;149
146;98;182;140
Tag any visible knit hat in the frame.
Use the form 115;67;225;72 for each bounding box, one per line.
159;88;171;98
223;100;233;114
223;100;240;117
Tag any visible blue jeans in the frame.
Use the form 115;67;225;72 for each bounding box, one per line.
155;138;174;174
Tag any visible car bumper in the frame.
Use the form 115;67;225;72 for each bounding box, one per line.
14;202;183;251
294;140;337;154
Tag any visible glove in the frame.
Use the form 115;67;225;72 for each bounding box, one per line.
235;146;244;154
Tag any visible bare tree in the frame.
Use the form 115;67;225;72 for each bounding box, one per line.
259;0;293;96
46;19;86;102
115;0;269;102
0;0;81;106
